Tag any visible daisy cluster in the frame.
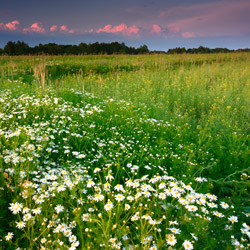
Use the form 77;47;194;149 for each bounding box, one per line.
0;88;249;249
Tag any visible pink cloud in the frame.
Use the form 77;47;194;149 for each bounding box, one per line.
96;24;139;36
23;22;46;33
0;23;6;30
50;25;58;32
152;24;162;34
0;20;20;31
60;25;74;33
5;20;20;31
168;26;181;34
85;28;94;33
181;32;196;38
60;25;68;31
163;0;250;37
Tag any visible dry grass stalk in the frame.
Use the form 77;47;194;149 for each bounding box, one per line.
1;67;4;78
55;79;59;95
82;81;85;94
33;62;46;88
40;70;45;88
100;76;103;89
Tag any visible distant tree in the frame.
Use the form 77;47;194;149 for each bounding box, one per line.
196;46;210;54
88;42;100;54
4;41;16;55
168;46;234;54
79;43;88;54
137;45;149;54
167;47;186;54
14;41;30;55
2;41;243;56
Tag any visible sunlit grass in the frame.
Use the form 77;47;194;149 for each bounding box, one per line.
0;53;249;249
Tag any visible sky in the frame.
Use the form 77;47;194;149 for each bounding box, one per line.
1;0;250;51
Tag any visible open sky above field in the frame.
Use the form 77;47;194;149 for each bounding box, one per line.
1;0;250;51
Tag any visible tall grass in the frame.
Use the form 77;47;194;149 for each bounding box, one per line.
0;53;249;249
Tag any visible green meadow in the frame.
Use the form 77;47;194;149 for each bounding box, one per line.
0;53;249;249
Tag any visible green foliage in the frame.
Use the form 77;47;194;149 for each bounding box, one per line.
0;53;249;249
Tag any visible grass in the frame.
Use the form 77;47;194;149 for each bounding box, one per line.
0;53;249;249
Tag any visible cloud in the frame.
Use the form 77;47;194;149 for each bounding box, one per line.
0;20;20;31
50;25;58;32
161;0;250;37
181;32;196;38
96;24;139;36
168;26;181;34
60;25;68;32
60;25;75;33
23;22;46;33
5;20;20;31
0;20;76;35
152;24;162;34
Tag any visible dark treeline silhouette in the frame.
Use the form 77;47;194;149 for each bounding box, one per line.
166;46;250;54
0;41;250;56
0;41;149;55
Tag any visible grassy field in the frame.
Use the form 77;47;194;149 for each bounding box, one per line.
0;53;249;249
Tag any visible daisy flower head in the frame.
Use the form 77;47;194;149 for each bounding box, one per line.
158;182;166;189
9;202;23;214
87;179;95;188
114;184;124;192
242;223;250;230
158;192;166;200
103;182;111;191
185;205;198;212
169;221;178;226
55;204;64;214
105;174;114;181
70;240;80;249
23;213;32;221
16;221;26;229
207;202;218;209
213;211;224;218
93;167;101;173
166;234;177;246
69;235;77;243
125;179;133;187
126;163;132;168
57;185;66;192
115;193;125;202
183;240;194;250
32;207;41;215
23;207;30;213
228;216;238;223
220;202;229;209
41;238;47;243
5;232;14;241
64;229;72;237
131;213;140;221
169;228;181;234
93;193;104;202
82;213;90;221
125;203;131;210
149;244;157;250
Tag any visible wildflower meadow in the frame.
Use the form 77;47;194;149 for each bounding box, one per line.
0;54;249;249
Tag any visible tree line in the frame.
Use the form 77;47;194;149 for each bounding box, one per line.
166;46;250;54
0;41;249;55
0;41;149;55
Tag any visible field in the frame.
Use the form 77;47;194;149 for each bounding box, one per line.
0;53;249;249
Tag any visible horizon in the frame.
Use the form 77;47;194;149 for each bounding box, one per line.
1;0;250;51
1;40;249;53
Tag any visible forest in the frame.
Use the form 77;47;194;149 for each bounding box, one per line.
1;41;250;55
